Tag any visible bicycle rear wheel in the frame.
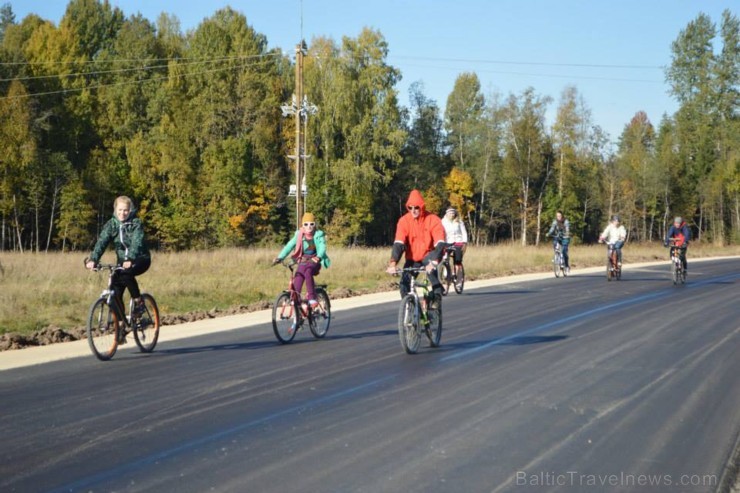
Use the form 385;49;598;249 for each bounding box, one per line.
438;262;451;296
133;293;160;353
87;298;119;361
398;295;421;354
454;264;465;294
272;292;298;343
309;289;331;338
425;295;442;347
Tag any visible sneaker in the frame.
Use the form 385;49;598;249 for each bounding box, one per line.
117;325;128;344
132;299;146;320
566;267;570;275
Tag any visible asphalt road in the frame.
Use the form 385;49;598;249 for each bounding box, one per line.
1;259;739;493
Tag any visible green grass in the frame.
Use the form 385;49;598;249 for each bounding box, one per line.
1;242;738;335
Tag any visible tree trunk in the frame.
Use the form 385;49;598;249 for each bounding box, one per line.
521;177;529;246
558;150;563;198
13;195;23;253
46;181;59;253
535;199;542;246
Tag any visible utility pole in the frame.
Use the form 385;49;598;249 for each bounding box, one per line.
294;41;305;228
281;40;317;229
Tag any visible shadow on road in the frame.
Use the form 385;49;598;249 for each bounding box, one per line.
437;334;568;353
153;339;302;356
328;329;397;340
460;290;537;296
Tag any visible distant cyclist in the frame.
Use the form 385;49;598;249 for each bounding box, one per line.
441;207;468;280
386;189;446;299
598;215;627;266
546;210;571;274
664;216;690;273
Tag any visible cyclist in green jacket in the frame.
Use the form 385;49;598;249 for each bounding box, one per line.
86;196;151;317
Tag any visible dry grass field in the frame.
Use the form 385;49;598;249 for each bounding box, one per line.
1;242;738;336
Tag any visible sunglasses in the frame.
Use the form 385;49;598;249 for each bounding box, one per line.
407;206;420;211
303;222;315;227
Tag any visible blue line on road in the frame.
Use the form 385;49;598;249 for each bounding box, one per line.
48;375;395;493
442;272;739;362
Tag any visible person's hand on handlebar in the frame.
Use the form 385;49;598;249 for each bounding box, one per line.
386;262;398;275
272;257;282;266
85;260;96;270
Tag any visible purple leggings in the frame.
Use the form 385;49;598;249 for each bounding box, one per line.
293;261;321;301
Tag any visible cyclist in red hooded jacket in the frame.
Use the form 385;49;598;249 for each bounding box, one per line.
386;189;447;299
664;216;691;273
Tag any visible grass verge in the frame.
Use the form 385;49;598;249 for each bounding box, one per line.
1;242;738;337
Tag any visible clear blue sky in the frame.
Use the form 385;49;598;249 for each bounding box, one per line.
11;1;735;145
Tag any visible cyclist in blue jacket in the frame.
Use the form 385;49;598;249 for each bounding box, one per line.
664;216;690;273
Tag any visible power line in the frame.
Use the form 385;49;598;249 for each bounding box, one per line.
0;52;281;83
0;58;278;100
0;52;283;67
399;62;664;84
390;55;664;70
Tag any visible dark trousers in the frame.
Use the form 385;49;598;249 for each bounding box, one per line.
112;258;151;309
449;245;464;265
400;260;442;298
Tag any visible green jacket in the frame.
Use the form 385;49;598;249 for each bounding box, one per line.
278;229;331;268
90;209;150;265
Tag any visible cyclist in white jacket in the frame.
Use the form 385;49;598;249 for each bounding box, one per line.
441;208;468;279
598;215;627;265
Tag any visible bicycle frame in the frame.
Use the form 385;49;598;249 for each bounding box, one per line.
279;261;310;325
97;266;133;329
605;242;621;280
404;267;431;325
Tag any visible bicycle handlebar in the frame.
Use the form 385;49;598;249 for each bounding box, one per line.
84;257;124;272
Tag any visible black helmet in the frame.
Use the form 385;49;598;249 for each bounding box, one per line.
611;214;620;222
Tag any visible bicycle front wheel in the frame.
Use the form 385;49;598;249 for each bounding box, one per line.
438;262;451;296
425;295;442;347
272;292;298;343
87;298;119;361
309;289;331;338
133;293;160;353
553;253;561;278
398;295;421;354
454;264;465;294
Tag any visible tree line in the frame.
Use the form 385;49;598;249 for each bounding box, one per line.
0;1;737;252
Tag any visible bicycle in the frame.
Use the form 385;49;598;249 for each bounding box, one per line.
393;266;442;354
550;236;568;278
85;260;160;361
437;245;465;295
271;259;331;343
603;242;622;281
667;239;686;285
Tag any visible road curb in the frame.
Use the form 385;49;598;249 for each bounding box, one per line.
1;255;737;371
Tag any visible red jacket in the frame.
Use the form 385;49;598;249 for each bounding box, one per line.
393;190;445;262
